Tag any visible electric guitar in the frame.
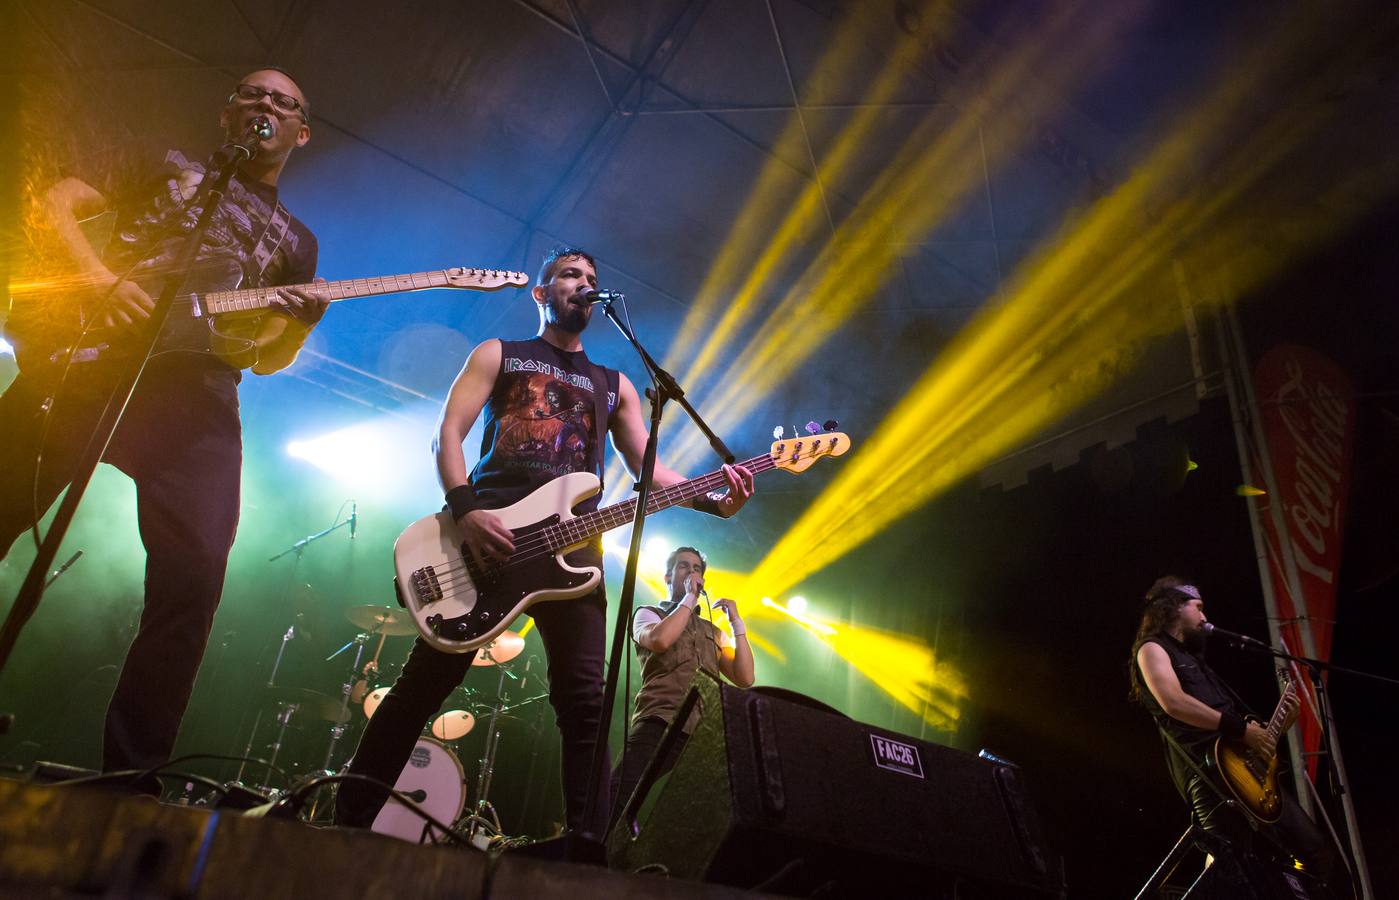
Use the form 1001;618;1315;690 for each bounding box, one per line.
394;431;852;653
1210;668;1299;824
7;214;528;382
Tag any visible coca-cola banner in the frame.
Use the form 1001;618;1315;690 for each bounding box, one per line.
1252;344;1356;779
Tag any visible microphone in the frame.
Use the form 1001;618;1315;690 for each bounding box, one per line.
1202;622;1268;648
226;115;273;161
402;789;428;803
578;288;625;304
349;501;358;540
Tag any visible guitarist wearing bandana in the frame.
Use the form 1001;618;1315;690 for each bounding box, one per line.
1130;577;1343;895
0;68;329;785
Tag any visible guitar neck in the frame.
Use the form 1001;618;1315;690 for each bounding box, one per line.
562;452;776;544
201;269;465;315
1263;681;1294;747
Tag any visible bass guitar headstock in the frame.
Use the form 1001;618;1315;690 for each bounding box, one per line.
769;419;850;474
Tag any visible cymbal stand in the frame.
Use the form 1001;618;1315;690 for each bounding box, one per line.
234;618;299;785
261;701;301;793
321;631;370;772
301;631;371;822
467;664;512;837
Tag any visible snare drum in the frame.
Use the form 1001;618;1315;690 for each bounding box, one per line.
370;736;467;843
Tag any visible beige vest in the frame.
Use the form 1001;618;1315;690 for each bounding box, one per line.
632;604;725;733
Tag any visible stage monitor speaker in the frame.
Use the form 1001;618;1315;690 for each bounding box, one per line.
608;672;1064;898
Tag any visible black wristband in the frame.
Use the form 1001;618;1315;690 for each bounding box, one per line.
445;484;479;520
1218;710;1247;741
692;493;724;517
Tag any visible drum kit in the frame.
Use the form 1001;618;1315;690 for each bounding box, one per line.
233;602;544;843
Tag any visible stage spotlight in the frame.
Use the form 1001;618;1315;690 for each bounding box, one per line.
285;417;439;505
786;596;809;616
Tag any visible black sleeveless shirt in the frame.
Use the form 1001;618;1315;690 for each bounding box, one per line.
1136;634;1242;792
470;337;619;505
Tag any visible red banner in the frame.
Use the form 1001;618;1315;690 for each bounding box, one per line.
1251;344;1355;779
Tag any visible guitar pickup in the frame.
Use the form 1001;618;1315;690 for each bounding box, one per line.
411;565;444;603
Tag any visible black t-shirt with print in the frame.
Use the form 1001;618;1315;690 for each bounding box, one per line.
82;141;317;291
471;337;620;511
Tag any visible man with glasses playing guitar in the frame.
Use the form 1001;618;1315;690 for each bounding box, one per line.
0;68;328;786
1130;577;1343;896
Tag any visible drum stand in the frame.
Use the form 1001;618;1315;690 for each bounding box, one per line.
467;665;512;837
233;617;298;789
302;630;372;821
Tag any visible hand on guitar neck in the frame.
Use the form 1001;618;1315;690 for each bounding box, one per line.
1241;680;1298;761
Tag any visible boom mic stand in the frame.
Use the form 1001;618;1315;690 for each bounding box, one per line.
579;292;734;845
0;120;271;698
1216;634;1396;898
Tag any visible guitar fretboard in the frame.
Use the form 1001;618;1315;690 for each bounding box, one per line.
201;268;523;314
545;452;778;552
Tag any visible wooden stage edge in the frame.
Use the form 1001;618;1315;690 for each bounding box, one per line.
0;776;766;899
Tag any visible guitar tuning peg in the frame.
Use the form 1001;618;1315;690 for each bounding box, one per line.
804;420;820;435
823;419;839;432
772;425;784;439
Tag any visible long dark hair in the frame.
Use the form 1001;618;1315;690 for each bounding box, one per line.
1127;575;1196;702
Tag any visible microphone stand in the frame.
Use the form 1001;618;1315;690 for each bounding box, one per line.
267;514;354;562
579;293;734;843
0;129;263;683
1219;635;1395;897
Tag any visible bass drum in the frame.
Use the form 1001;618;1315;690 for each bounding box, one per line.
370;736;467;843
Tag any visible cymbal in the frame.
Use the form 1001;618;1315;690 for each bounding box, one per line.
265;687;348;724
345;605;417;636
471;630;525;666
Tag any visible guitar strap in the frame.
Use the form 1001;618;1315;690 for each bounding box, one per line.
250;200;293;285
588;361;609;494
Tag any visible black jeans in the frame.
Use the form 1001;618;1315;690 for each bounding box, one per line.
610;715;687;830
335;590;612;836
0;360;243;773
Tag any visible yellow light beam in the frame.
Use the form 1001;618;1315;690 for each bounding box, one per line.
663;3;1146;473
747;4;1398;597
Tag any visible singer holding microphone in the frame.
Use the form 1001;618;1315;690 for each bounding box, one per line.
610;545;754;821
0;68;329;785
1129;577;1340;892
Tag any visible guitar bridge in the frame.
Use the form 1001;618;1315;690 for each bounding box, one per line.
411;565;444;604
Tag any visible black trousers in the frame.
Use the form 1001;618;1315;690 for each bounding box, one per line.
1186;774;1340;890
0;360;243;774
335;590;612;836
610;714;686;829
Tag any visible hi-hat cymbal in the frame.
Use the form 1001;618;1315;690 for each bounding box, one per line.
265;687;349;724
344;605;417;636
471;630;525;666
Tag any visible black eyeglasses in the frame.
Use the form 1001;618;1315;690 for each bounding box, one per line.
229;84;308;121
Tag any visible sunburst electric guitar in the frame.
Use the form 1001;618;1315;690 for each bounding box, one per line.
1210;669;1299;824
394;431;852;653
7;214;528;382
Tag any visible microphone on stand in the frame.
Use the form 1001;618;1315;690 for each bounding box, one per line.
225;115;273;161
578;288;625;305
1202;622;1268;648
349;501;358;540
